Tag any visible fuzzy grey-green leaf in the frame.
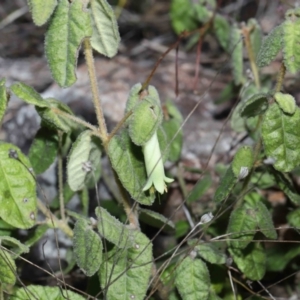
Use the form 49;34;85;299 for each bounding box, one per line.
0;79;7;124
90;0;120;57
175;257;210;300
125;83;142;114
248;18;262;60
27;0;57;26
274;92;296;115
67;130;102;191
214;14;230;50
262;103;300;172
0;248;16;284
99;231;152;300
257;25;282;68
45;0;92;87
0;143;37;229
108;130;155;205
214;166;236;203
10;82;49;108
73;218;102;276
232;146;254;178
95;207;135;248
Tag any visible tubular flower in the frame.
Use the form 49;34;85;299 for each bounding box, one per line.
142;131;173;194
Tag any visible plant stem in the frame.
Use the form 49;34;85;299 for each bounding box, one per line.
242;25;260;89
275;63;286;93
58;131;65;222
83;38;108;142
37;199;73;238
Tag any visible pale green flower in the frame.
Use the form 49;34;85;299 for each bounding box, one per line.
142;131;173;194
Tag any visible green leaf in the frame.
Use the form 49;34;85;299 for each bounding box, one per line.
274;92;296;115
257;25;282;68
227;202;257;249
157;125;169;163
10;82;49;108
214;166;236;203
0;143;37;229
187;175;212;203
108;130;155;205
0;236;29;258
0;79;7;124
28;127;58;174
27;0;57;26
231;102;247;133
99;231;152;300
162;119;183;162
95;207;135;248
165;99;183;122
240;93;269;118
45;0;92;87
125;83;142;114
139;208;175;233
170;0;198;34
188;240;227;265
67;130;101;191
214;14;230;50
128;96;163;146
232;146;254;178
248;18;262;60
73;218;103;276
254;201;277;239
175;220;189;239
287;208;300;227
36;98;75;132
175;257;210;300
229;243;266;280
261;103;300;172
90;0;120;58
0;248;16;284
282;11;300;73
230;24;244;85
11;285;85;299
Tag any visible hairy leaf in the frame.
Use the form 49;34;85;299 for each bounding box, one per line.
45;0;92;87
214;166;236;203
11;285;85;299
187;175;212;203
73;218;102;276
108;130;155;205
175;256;210;300
95;207;135;248
240;93;269;118
229;243;266;280
0;248;16;284
0;143;36;229
99;231;152;300
27;0;57;26
274;92;296;115
0;79;7;124
257;25;282;68
28;127;58;174
139;208;175;233
125;83;142;114
230;24;244;85
287;208;300;228
90;0;121;57
10;82;49;108
188;240;227;265
248;18;262;60
232;146;254;178
214;14;230;50
262;103;300;172
67;130;101;191
0;236;29;258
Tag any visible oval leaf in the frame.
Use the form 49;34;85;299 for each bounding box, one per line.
45;0;92;87
0;248;16;284
28;0;57;26
232;146;254;178
10;82;49;108
214;166;236;203
248;18;262;60
240;93;269;118
73;218;103;276
108;130;155;205
67;130;102;191
274;92;296;115
175;257;210;300
257;25;283;68
214;14;230;50
28;127;58;174
99;231;152;300
262;103;300;172
90;0;121;57
0;143;37;229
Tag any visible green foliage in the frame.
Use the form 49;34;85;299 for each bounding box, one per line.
232;146;254;178
214;166;236;203
99;231;152;300
27;0;57;26
213;14;230;50
248;18;262;60
45;0;92;87
0;143;37;229
262;103;300;172
187;175;212;203
274;92;296;115
240;93;269;118
175;256;210;300
90;0;121;57
73;218;103;276
67;130;102;191
0;248;16;284
0;79;7;124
